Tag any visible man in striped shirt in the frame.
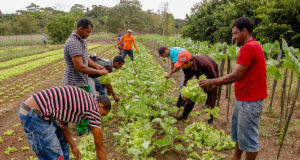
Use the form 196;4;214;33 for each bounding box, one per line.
63;18;108;135
18;86;111;160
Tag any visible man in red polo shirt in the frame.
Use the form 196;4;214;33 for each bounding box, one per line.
199;17;267;160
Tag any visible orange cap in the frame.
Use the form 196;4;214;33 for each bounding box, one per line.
174;51;192;68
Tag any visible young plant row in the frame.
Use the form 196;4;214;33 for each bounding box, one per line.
0;45;100;82
0;48;65;69
0;46;62;62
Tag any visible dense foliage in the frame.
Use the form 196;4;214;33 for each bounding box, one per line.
182;0;300;48
0;0;182;37
46;15;76;43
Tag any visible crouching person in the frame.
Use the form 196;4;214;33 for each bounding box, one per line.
18;85;111;160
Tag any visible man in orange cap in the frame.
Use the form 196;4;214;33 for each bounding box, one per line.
174;51;219;125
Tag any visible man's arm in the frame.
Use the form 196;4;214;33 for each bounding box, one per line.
199;64;248;87
59;121;81;160
104;84;119;102
91;127;107;160
88;58;104;70
166;63;181;79
115;36;124;47
72;55;108;76
169;60;174;73
132;38;139;52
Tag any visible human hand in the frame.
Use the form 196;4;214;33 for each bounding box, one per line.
96;65;104;70
182;95;187;101
199;79;214;87
165;73;172;79
71;146;81;160
113;96;120;102
98;69;108;75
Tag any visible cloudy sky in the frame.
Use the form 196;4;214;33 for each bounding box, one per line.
0;0;201;19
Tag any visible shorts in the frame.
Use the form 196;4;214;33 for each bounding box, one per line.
231;100;264;152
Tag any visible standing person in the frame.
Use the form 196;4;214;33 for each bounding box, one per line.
18;86;111;160
42;33;47;45
117;34;124;55
157;46;186;107
174;51;219;125
63;18;108;135
89;55;125;102
199;17;267;160
115;29;139;61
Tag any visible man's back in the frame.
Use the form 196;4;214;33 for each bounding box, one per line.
169;47;185;63
32;85;102;129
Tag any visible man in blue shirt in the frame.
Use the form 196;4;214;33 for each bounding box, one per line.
117;34;124;55
158;46;186;108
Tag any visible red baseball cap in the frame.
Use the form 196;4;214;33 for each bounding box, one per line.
174;51;192;68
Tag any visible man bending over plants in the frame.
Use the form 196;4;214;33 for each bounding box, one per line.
18;86;111;160
174;51;219;125
88;55;125;102
199;17;267;160
157;46;187;108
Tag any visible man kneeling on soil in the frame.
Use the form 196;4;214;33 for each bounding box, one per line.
174;51;219;125
18;85;111;160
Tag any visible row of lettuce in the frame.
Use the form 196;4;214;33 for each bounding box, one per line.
76;44;235;160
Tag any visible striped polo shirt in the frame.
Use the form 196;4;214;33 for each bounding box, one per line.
62;31;89;86
32;86;102;129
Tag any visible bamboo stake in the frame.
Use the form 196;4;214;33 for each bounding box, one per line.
277;78;300;160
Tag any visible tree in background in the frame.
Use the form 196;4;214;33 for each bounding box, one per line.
182;0;300;47
0;0;179;36
46;15;76;43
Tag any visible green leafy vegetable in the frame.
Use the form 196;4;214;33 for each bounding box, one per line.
21;146;30;151
181;75;207;103
4;129;14;136
185;121;235;151
4;146;17;155
204;107;220;118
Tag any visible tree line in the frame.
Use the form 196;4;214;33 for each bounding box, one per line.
0;0;185;42
182;0;300;48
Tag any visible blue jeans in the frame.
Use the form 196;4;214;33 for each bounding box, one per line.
18;104;70;160
231;100;264;152
95;78;106;95
89;77;106;96
121;49;134;61
178;69;185;97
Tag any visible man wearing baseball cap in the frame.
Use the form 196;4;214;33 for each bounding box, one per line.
115;29;139;61
174;51;219;125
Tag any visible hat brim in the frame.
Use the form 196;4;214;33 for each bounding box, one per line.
174;61;184;68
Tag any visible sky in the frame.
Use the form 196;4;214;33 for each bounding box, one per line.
0;0;201;19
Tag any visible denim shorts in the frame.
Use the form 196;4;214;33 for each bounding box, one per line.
231;100;264;152
18;104;70;160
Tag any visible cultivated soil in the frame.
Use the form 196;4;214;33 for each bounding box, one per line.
0;40;299;160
